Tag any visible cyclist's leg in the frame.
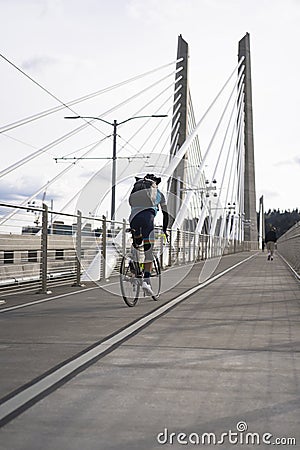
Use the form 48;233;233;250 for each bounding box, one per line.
142;215;155;296
142;212;155;277
266;242;271;260
129;215;143;266
130;209;155;295
142;242;154;296
144;241;153;277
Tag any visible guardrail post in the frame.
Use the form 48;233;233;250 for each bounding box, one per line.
176;229;180;264
73;210;83;286
183;230;186;264
160;232;164;269
122;219;126;257
40;203;51;294
205;235;209;260
101;215;107;280
168;229;172;267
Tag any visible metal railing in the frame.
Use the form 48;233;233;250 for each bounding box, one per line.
277;221;300;277
0;202;248;295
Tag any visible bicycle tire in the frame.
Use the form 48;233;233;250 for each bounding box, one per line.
120;254;140;307
150;255;161;301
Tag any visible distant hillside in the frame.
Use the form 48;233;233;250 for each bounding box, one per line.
260;209;300;238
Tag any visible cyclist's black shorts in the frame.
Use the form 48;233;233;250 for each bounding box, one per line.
130;209;155;261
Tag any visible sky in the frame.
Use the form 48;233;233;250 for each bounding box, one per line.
0;0;299;222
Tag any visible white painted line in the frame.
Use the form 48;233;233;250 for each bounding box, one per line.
0;286;101;313
278;253;300;280
0;258;239;313
0;252;256;422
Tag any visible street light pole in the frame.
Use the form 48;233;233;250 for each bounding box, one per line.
111;119;117;222
64;114;167;223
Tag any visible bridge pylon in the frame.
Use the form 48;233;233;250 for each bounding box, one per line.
168;34;189;226
238;33;258;248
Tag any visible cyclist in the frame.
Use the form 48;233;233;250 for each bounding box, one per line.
129;174;169;296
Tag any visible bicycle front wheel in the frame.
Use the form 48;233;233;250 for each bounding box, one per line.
120;254;140;307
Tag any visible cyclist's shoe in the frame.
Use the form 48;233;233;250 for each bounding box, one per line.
142;279;154;296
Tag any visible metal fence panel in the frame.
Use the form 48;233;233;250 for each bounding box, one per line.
277;221;300;276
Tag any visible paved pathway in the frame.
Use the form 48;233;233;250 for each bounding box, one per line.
0;252;299;449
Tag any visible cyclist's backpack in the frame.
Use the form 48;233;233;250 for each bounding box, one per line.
129;177;158;207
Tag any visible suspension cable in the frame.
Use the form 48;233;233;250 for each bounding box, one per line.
0;67;178;179
171;65;245;231
0;54;183;133
160;57;245;188
209;89;244;237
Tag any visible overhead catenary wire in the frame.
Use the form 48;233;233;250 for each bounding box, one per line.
0;136;112;225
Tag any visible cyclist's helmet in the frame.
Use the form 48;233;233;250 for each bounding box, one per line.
145;173;161;185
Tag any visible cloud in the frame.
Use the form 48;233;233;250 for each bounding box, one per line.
273;156;300;167
294;156;300;165
0;175;61;204
21;55;59;72
260;189;279;199
21;54;97;78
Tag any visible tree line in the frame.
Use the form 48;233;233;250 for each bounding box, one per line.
259;208;300;238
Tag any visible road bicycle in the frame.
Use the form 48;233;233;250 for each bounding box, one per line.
119;229;161;307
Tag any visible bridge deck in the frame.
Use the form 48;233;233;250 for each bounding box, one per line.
0;252;299;449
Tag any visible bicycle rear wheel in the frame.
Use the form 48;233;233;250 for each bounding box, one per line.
120;254;140;307
150;255;161;301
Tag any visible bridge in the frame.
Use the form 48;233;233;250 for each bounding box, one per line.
0;34;299;449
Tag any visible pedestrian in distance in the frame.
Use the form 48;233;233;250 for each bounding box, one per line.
265;226;277;261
